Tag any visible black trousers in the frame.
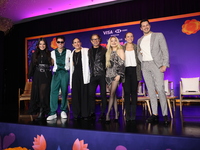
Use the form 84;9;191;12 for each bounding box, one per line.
72;69;89;118
89;75;107;114
123;67;138;117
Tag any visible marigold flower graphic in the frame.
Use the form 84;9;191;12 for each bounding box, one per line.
182;19;200;35
4;147;28;150
32;135;46;150
100;43;107;47
72;138;89;150
51;38;58;49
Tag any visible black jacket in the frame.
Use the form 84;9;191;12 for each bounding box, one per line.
88;46;107;77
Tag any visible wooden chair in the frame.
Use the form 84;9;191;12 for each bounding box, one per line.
179;79;200;111
142;80;175;118
18;81;33;120
95;85;111;105
122;82;152;116
137;96;152;115
164;80;176;118
137;82;152;115
138;82;146;96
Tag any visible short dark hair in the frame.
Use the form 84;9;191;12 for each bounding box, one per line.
140;19;150;27
72;38;81;44
56;36;65;42
90;34;102;43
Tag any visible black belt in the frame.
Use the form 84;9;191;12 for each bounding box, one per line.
36;68;51;72
36;64;51;72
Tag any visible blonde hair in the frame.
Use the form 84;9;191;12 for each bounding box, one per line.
106;36;122;68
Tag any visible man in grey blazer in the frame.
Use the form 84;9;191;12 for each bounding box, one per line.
137;19;169;125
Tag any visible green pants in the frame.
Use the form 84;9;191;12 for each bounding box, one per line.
49;70;69;115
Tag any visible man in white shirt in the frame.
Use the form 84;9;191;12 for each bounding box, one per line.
137;19;170;125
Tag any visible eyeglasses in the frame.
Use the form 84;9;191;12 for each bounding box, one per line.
91;38;99;41
57;41;64;44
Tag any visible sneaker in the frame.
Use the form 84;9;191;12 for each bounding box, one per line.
146;115;159;123
163;115;170;125
60;118;67;125
46;114;57;120
47;119;57;126
61;111;67;119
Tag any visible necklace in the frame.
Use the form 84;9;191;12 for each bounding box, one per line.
41;54;43;63
74;51;80;65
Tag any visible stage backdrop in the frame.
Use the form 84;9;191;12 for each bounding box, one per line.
25;12;200;97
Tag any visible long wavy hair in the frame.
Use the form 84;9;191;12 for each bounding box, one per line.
105;36;122;68
33;38;51;65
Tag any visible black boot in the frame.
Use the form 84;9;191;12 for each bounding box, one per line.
130;104;136;121
89;112;96;120
163;115;170;125
125;108;130;121
146;115;159;123
36;108;45;120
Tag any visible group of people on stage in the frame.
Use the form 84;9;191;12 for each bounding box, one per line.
28;19;170;125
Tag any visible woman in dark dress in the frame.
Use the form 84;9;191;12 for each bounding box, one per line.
70;38;90;120
28;38;52;120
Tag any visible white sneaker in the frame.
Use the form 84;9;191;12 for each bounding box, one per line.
47;119;57;125
60;118;67;125
61;111;67;119
46;114;57;120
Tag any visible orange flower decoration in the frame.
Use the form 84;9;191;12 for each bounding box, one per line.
182;19;200;35
72;138;89;150
32;135;46;150
51;38;58;49
4;147;28;150
100;43;107;47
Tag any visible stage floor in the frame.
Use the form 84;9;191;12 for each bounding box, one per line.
1;103;200;139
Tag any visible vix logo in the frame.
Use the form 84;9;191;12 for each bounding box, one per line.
115;29;121;33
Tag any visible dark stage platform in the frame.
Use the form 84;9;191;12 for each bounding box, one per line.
0;104;200;150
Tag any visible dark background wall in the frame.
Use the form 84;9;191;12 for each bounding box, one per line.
0;31;4;114
2;0;200;111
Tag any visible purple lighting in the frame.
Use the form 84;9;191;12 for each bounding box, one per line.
0;0;116;23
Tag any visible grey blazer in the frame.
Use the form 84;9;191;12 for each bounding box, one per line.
137;32;169;68
122;43;142;81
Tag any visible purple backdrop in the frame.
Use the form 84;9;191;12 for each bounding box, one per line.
27;14;200;97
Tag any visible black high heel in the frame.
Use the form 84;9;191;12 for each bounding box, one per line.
106;120;110;124
114;119;118;122
105;114;110;123
114;112;119;122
